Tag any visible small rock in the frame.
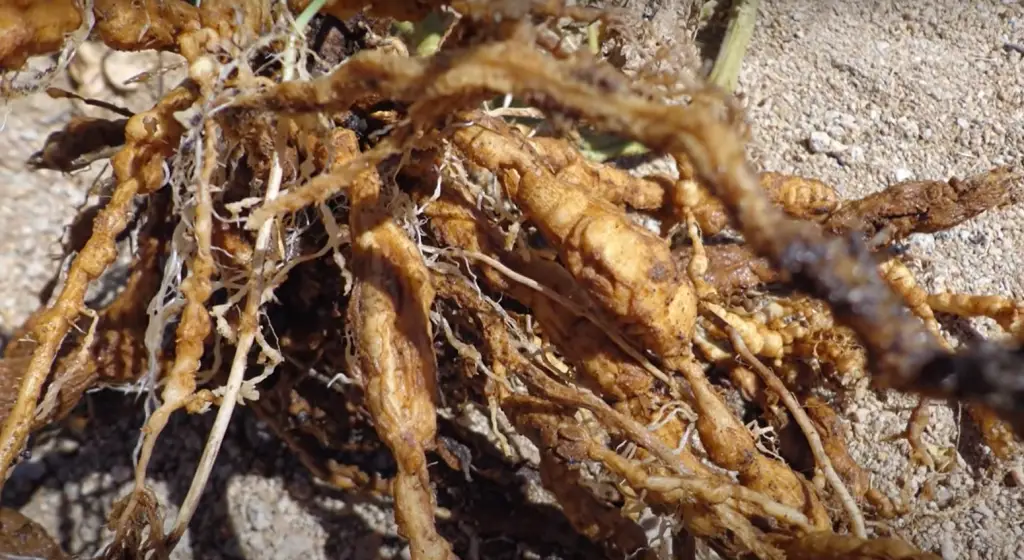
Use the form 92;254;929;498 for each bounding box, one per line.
10;460;47;485
907;233;935;253
837;112;857;129
807;131;843;154
839;145;865;165
246;532;266;553
940;532;958;560
893;168;913;182
897;117;920;138
975;503;995;518
245;500;273;531
55;438;80;454
80;474;100;495
852;408;870;423
289;477;314;501
277;533;313;558
826;125;847;141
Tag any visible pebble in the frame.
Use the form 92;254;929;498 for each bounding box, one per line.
940;533;958;560
852;408;870;423
277;533;314;558
246;532;266;553
823;118;843;133
807;131;830;153
975;503;995;518
246;500;273;531
80;475;100;496
55;438;80;454
111;465;132;483
893;167;913;182
289;477;314;501
907;233;936;253
897;117;920;138
807;130;844;154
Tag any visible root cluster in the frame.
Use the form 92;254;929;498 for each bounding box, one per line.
2;1;1023;559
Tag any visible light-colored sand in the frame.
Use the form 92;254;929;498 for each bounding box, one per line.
743;2;1023;558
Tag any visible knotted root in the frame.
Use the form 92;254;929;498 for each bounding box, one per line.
823;167;1023;245
729;330;866;537
345;130;454;558
0;83;196;480
0;0;84;70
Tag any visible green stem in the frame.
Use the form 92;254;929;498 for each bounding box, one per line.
587;21;601;55
294;0;328;32
409;11;452;57
707;0;760;93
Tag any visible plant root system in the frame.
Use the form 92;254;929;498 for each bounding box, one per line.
1;1;1021;559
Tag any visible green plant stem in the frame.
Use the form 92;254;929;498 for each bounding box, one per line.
294;0;328;32
707;0;760;93
408;11;451;57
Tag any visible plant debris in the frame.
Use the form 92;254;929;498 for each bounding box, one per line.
1;1;1021;559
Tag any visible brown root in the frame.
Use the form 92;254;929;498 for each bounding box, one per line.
28;114;128;172
663;171;839;237
777;532;941;560
345;130;453;558
453;120;697;364
93;0;201;52
675;243;779;295
4;4;1023;558
0;84;196;480
677;359;831;530
0;0;83;70
729;331;866;537
824;167;1023;245
928;292;1024;342
0;507;68;559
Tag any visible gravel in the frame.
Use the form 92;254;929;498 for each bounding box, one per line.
742;1;1024;558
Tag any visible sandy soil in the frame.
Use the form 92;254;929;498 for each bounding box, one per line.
740;2;1023;559
1;1;1022;558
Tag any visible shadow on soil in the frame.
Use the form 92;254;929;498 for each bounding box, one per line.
1;390;600;559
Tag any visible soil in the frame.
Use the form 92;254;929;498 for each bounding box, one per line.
1;0;1022;558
